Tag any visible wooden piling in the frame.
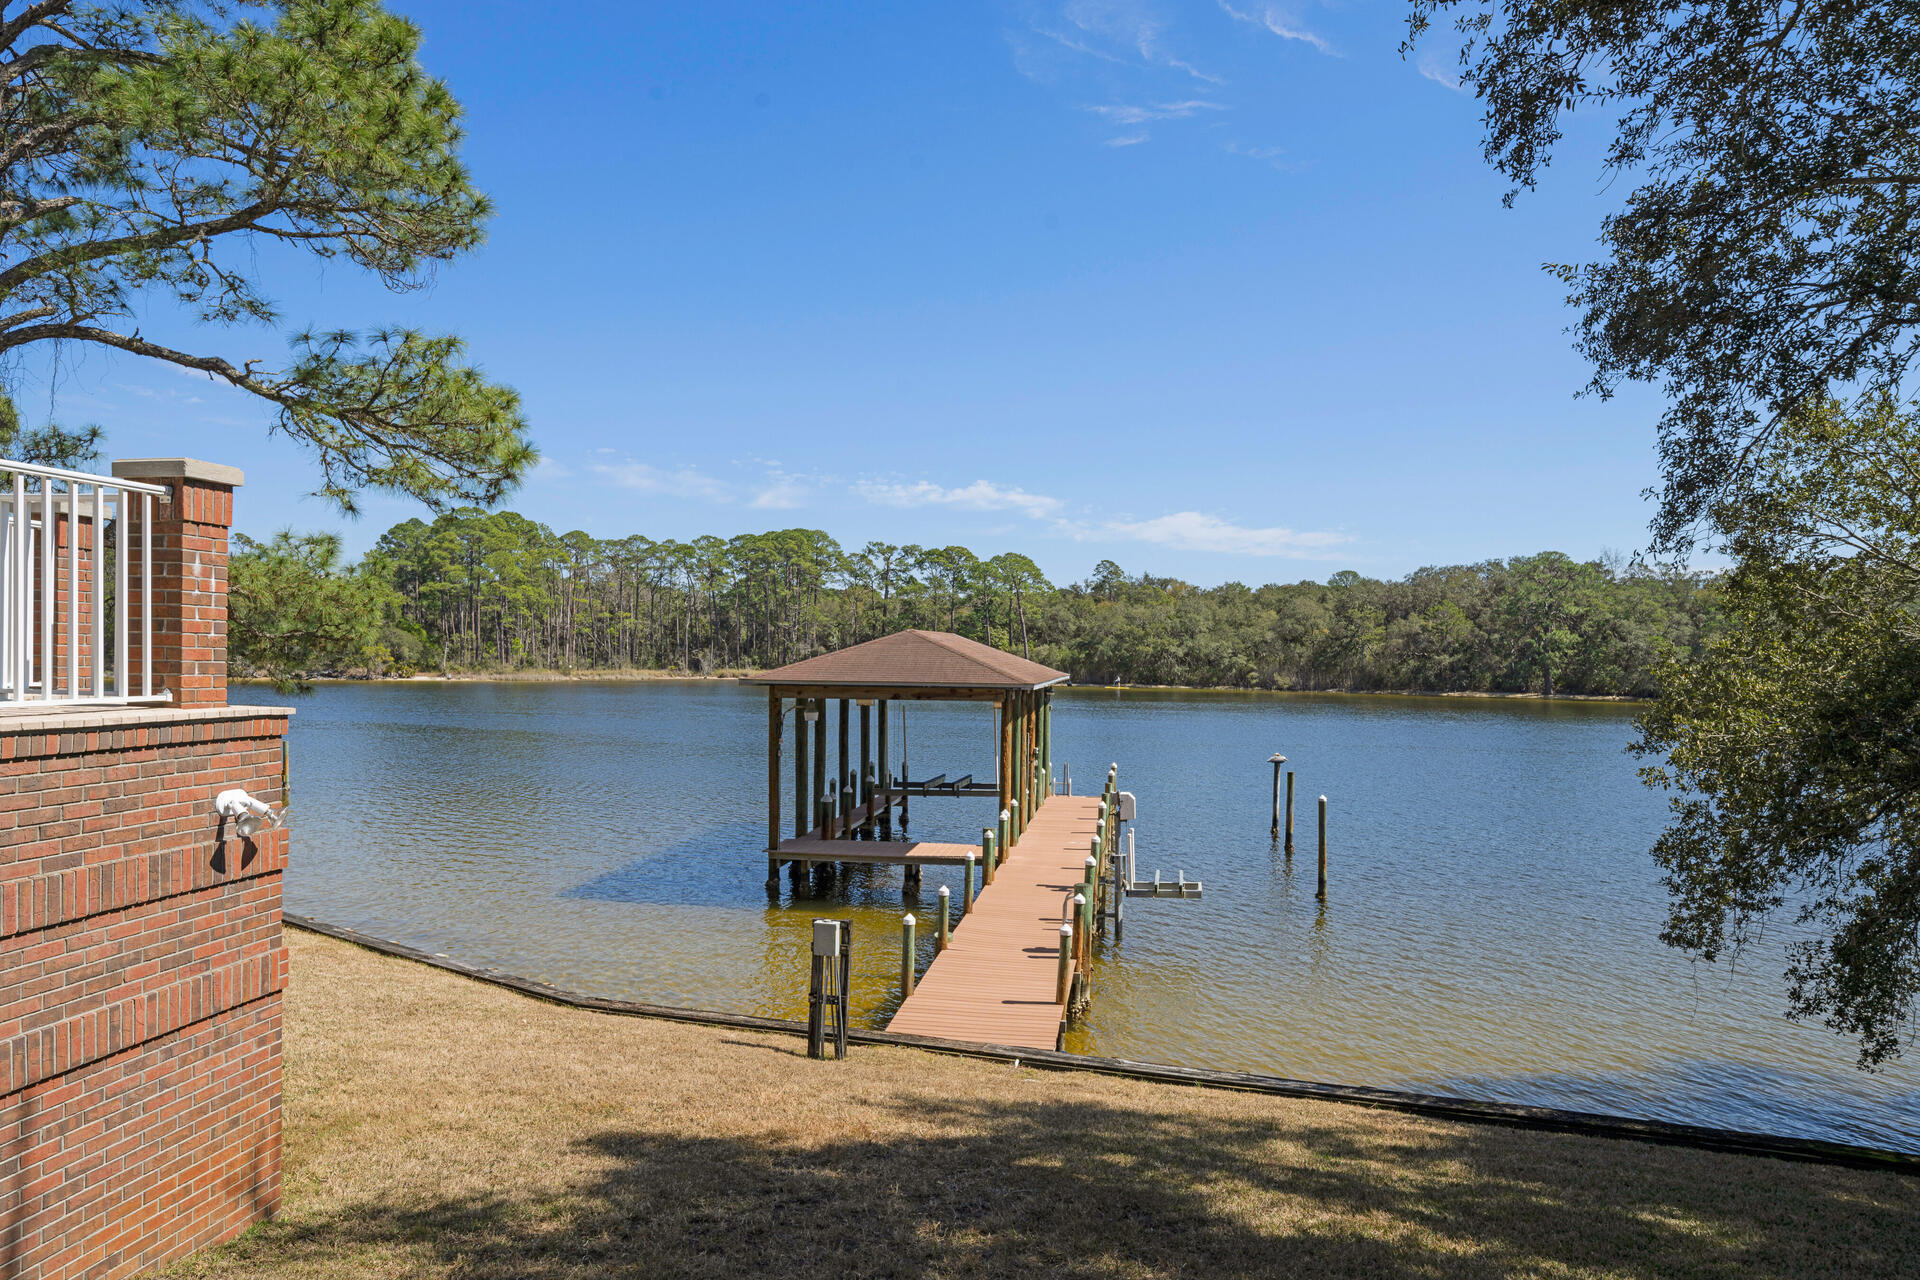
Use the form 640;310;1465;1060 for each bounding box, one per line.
811;700;827;837
794;703;810;840
1268;753;1286;835
837;700;850;835
998;808;1010;856
936;887;950;952
1285;770;1296;854
1056;923;1073;1005
1072;893;1087;967
901;914;916;996
767;692;783;883
1317;794;1328;898
1010;799;1020;846
859;701;872;827
876;699;891;836
982;829;997;885
963;852;976;915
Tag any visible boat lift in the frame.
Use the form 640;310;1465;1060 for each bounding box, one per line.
1097;789;1202;941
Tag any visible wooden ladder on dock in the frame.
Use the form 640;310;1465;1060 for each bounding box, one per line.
886;793;1101;1051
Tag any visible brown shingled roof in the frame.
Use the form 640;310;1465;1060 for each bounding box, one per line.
744;630;1068;690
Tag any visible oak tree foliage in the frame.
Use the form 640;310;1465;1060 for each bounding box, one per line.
1407;0;1920;551
1636;400;1920;1068
1;0;532;508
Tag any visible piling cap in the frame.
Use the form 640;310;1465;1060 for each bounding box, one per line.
938;884;950;897
1085;855;1096;866
1060;923;1074;935
1268;753;1287;763
1073;892;1085;904
903;914;916;926
965;850;977;861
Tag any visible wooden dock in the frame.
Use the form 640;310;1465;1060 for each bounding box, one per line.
886;792;1099;1051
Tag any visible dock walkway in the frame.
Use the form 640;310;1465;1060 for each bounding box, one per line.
887;793;1098;1051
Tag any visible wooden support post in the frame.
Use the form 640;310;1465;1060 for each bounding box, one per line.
812;699;827;837
1084;853;1098;924
998;807;1010;856
1072;893;1087;967
1285;770;1296;854
767;692;782;883
794;701;810;840
937;887;950;952
982;829;996;885
1268;753;1286;836
1010;799;1020;847
962;852;977;915
1318;794;1328;898
1006;694;1021;817
901;914;916;997
859;701;872;836
877;698;891;837
837;699;850;836
1056;923;1073;1005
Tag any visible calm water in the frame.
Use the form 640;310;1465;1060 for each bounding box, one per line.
240;680;1920;1152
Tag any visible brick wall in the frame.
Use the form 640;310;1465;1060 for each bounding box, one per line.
1;457;292;1279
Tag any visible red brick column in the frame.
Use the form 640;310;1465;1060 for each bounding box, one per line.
110;458;245;707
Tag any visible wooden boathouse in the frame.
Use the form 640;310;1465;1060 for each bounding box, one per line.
748;632;1127;1051
748;629;1067;884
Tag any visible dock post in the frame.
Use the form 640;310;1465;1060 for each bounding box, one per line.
1268;753;1287;835
837;699;850;836
1084;854;1099;929
1056;923;1073;1005
900;914;916;997
1072;893;1087;967
1285;770;1296;854
813;701;828;838
982;829;997;885
899;756;909;829
859;701;873;836
1318;795;1328;898
963;852;976;915
1065;765;1071;796
936;887;950;952
877;699;891;837
1010;799;1020;847
998;807;1010;856
795;704;812;840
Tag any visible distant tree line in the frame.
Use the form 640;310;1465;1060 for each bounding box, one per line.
229;509;1720;697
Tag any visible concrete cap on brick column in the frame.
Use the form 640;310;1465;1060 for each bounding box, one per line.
110;457;246;487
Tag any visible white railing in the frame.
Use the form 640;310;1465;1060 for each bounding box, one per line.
0;458;171;710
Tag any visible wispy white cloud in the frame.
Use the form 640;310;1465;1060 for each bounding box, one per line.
1224;139;1286;167
1097;511;1348;557
1105;133;1150;147
527;455;573;482
750;471;813;510
857;478;1065;521
1018;1;1223;85
1218;2;1335;57
1083;99;1225;125
1167;57;1224;86
1417;52;1464;92
591;460;730;501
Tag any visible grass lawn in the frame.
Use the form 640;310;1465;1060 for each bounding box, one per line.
167;928;1918;1279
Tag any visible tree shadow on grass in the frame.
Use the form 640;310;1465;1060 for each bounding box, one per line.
219;1094;1916;1279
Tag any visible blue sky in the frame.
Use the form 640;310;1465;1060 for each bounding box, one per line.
8;1;1672;586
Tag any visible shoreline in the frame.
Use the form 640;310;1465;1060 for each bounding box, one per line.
235;670;1651;703
171;927;1914;1279
285;914;1916;1173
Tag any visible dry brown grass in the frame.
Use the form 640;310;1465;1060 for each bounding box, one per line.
166;929;1918;1279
